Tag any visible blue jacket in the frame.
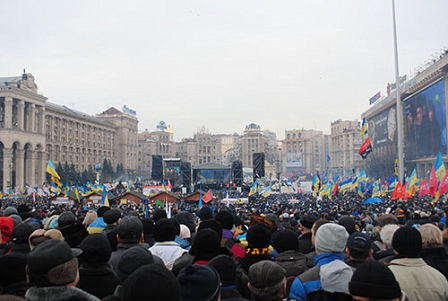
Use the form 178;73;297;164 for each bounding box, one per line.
289;252;352;301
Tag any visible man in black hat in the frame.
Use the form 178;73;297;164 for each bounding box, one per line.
25;239;100;301
388;226;448;300
345;232;373;268
108;216;145;274
298;215;317;254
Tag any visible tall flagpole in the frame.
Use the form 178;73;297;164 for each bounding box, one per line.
392;0;405;184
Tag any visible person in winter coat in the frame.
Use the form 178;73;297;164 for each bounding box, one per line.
25;239;100;301
418;223;448;280
388;226;448;301
272;228;307;277
289;223;353;301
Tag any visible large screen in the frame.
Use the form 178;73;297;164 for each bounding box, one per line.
368;106;398;148
404;79;446;160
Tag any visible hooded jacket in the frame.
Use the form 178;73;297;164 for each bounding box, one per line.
289;252;353;301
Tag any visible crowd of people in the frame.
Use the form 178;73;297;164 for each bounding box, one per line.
0;190;447;301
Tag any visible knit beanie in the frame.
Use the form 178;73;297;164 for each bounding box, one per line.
247;222;271;248
178;265;221;301
392;226;422;258
191;228;221;258
315;223;348;253
272;228;299;253
153;218;175;242
215;210;234;230
122;263;180;301
117;245;154;283
209;254;237;286
349;260;401;299
338;216;356;235
197;219;223;240
96;206;110;218
198;206;213;220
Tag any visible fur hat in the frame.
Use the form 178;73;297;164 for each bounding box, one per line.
315;223;348;253
349;260;401;299
82;210;97;227
29;229;64;250
178;265;221;301
198;206;213;220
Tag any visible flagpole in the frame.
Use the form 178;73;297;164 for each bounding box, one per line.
392;0;405;184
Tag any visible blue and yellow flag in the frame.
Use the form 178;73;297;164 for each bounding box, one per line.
101;185;110;207
435;151;446;182
360;118;368;136
261;186;272;198
249;182;258;197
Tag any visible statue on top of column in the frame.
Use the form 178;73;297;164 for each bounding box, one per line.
19;72;38;93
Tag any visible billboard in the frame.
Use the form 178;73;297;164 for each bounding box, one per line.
404;79;446;160
368;106;398;148
286;153;303;167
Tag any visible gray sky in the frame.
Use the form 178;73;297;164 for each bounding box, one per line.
1;1;447;141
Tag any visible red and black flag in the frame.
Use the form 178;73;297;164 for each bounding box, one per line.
358;137;372;159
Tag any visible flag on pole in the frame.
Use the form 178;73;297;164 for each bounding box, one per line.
46;160;62;187
165;199;171;218
430;165;438;197
391;181;402;200
261;186;272;198
162;180;168;193
198;187;203;209
203;189;214;203
226;191;230;207
418;179;430;197
435;152;446;182
249;182;257;196
358;138;372;159
438;172;448;195
101;185;110;207
360;118;368;136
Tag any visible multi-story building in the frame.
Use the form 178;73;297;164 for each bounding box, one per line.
329;119;363;178
282;129;327;177
240;123;269;168
362;51;448;178
0;73;138;190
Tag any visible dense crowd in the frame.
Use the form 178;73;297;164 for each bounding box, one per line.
0;191;447;301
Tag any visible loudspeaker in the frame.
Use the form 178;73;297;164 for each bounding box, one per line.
232;161;243;186
253;153;265;178
181;162;191;187
151;155;163;181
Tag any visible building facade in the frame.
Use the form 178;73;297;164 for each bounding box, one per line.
282;129;327;177
0;73;138;191
329;119;363;178
362;51;448;178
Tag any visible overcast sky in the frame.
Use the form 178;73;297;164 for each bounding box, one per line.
1;1;447;141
